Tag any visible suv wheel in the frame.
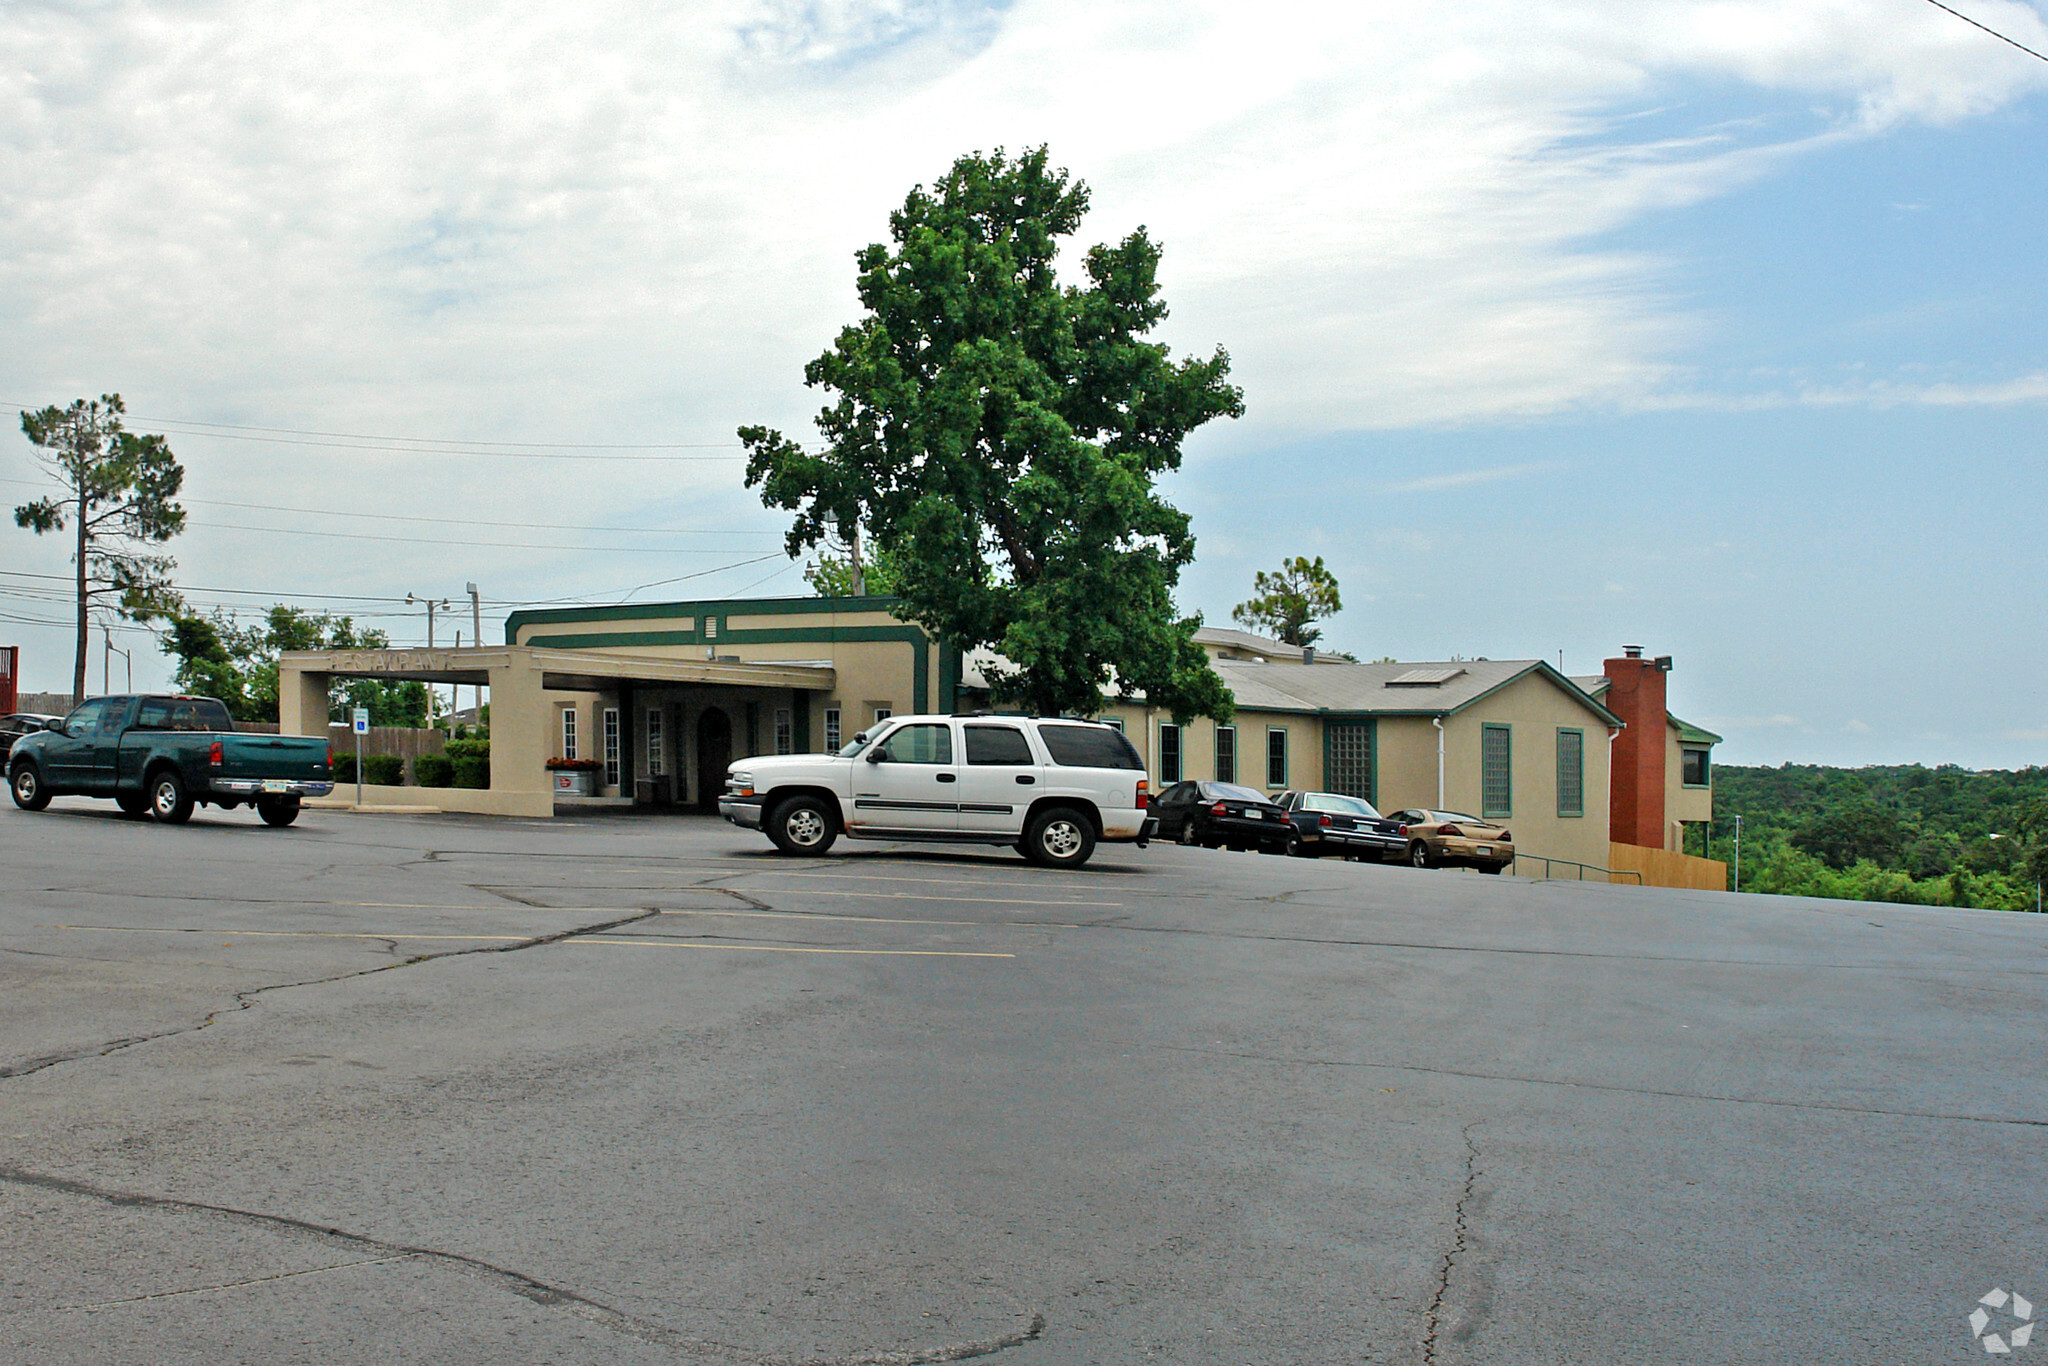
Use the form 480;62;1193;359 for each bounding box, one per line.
10;763;51;811
1023;806;1095;868
767;795;838;855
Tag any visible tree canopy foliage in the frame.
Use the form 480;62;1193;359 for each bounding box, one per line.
158;605;435;726
741;147;1243;721
14;395;186;699
1232;555;1342;647
1707;763;2048;911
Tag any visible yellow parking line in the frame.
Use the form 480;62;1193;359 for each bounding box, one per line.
564;938;1013;959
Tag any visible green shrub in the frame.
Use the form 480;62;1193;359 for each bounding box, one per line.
363;754;405;786
331;752;356;784
451;755;490;789
414;753;454;787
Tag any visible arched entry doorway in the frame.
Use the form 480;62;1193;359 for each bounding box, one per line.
696;708;731;811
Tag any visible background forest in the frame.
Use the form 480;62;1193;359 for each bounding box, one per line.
1703;764;2048;912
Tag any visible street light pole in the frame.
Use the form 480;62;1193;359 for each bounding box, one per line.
466;582;482;725
1733;813;1743;893
406;593;451;724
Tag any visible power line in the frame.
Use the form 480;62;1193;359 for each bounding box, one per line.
1920;0;2048;62
0;401;748;453
182;519;779;554
0;476;780;537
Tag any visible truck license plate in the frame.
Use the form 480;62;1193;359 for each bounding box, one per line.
263;780;290;793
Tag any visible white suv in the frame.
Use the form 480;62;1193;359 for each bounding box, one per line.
719;714;1157;867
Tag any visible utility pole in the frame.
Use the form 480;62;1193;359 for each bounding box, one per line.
407;593;450;727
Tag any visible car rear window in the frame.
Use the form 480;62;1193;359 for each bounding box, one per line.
1038;724;1145;770
136;697;235;732
1203;782;1269;804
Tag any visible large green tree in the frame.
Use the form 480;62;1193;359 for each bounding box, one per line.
14;395;186;699
740;147;1242;721
1232;554;1343;647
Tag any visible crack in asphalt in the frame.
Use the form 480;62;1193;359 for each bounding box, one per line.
0;908;662;1083
1152;1042;2048;1128
1;1167;1046;1365
1420;1125;1482;1366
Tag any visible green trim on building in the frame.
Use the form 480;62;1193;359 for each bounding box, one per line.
1556;726;1585;818
505;594;906;644
1481;723;1512;819
1672;715;1722;746
519;623;933;714
1321;717;1379;807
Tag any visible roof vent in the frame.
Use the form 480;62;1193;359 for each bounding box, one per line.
1388;667;1466;687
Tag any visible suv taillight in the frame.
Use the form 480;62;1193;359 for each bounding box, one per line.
208;740;224;767
326;743;334;771
1136;778;1150;808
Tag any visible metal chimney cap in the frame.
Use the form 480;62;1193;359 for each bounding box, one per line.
1623;644;1644;658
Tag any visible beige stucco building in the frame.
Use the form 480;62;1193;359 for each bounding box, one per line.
276;596;1716;882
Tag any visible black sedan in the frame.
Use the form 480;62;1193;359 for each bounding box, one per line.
1275;791;1407;860
1;713;60;761
1152;780;1296;853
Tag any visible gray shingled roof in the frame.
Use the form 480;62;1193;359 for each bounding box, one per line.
1214;658;1623;724
1193;625;1306;658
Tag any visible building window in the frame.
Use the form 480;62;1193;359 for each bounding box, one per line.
1214;724;1236;784
561;708;578;761
873;706;892;725
775;707;792;755
1267;727;1288;788
1481;724;1512;818
647;709;665;777
603;708;620;787
1099;716;1124;733
1682;747;1710;787
1326;721;1372;800
1159;723;1181;783
1556;728;1583;818
704;617;717;640
824;707;841;752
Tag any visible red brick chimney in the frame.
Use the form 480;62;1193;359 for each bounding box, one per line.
1605;645;1667;849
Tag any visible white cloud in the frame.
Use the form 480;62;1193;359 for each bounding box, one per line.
1843;718;1872;734
1708;714;1805;729
2004;726;2048;742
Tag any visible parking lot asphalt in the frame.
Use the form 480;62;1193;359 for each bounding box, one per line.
3;797;2045;1364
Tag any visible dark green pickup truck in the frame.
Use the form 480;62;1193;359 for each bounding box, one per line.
7;694;333;826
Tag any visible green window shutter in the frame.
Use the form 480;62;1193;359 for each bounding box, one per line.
1481;724;1512;819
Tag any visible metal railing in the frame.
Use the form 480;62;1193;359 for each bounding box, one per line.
1512;853;1643;884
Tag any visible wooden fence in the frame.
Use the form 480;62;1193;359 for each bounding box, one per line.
1608;842;1730;892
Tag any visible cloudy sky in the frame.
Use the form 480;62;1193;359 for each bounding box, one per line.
3;0;2045;766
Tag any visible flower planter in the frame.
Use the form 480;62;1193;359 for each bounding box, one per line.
553;770;595;796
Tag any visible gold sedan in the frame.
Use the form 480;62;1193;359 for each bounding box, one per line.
1388;809;1515;874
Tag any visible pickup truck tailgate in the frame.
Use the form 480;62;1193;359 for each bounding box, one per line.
218;734;331;782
